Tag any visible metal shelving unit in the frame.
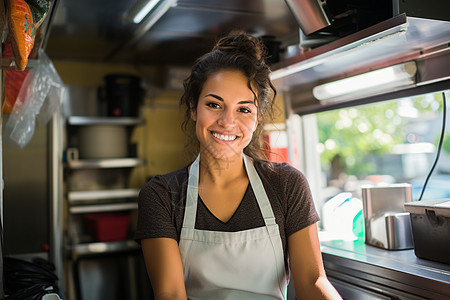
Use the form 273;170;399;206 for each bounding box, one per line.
64;116;145;257
62;112;148;300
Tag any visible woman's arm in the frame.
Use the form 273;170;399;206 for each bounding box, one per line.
141;237;187;300
288;223;342;300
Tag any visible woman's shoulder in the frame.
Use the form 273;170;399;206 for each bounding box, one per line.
253;157;310;196
254;157;305;179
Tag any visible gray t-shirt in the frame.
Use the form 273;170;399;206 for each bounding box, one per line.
135;158;319;269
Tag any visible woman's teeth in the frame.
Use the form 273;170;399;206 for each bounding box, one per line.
212;132;237;141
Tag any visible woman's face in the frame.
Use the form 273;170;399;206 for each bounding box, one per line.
191;70;258;161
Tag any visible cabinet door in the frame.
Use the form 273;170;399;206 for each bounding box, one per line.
328;278;391;300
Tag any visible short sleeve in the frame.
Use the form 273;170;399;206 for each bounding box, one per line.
282;164;320;237
134;175;179;243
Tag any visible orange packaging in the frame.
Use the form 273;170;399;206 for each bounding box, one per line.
6;0;36;70
2;40;29;113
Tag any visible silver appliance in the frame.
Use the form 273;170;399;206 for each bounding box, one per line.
362;184;413;250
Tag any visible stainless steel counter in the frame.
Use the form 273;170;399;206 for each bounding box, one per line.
320;240;450;299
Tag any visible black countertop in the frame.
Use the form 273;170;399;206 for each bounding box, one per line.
320;239;450;299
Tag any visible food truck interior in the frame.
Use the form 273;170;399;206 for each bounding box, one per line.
1;0;449;299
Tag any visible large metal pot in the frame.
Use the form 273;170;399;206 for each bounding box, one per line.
78;125;127;159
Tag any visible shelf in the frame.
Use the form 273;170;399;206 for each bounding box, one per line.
66;157;145;169
1;57;40;69
67;116;145;126
68;189;140;202
71;240;140;258
69;202;138;214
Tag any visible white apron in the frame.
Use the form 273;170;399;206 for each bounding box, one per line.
179;154;288;300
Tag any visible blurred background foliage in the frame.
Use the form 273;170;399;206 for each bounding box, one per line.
316;92;447;178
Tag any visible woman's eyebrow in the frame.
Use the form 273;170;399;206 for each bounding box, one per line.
204;93;256;105
204;93;224;101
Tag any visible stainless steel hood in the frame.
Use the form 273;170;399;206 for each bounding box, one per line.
271;14;450;115
44;0;300;65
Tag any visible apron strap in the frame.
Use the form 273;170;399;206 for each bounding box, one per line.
243;155;277;226
183;155;200;229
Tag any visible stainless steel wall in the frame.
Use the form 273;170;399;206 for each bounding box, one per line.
2;119;49;255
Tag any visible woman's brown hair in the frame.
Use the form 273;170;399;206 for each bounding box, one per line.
180;31;277;160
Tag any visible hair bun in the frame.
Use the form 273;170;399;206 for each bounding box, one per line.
213;31;266;62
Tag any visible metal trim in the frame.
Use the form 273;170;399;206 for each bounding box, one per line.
68;189;140;201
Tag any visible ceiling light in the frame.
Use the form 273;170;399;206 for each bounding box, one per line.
131;0;161;24
312;61;417;102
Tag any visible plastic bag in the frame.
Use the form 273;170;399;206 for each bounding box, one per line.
5;49;67;148
2;29;44;114
2;40;30;114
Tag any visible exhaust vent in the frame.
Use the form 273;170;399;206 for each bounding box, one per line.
284;0;330;35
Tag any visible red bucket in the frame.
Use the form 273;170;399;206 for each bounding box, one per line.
84;212;130;242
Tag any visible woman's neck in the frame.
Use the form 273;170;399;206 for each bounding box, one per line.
198;153;247;187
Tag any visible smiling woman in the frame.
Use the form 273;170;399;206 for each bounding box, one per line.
192;70;259;161
180;31;276;161
135;31;342;300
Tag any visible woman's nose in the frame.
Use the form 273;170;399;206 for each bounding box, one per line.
217;109;235;127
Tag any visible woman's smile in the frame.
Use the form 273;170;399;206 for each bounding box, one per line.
211;131;238;142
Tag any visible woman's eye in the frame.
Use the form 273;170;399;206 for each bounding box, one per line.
239;107;251;113
207;102;221;109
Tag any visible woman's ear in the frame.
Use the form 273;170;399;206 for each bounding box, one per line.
190;107;197;121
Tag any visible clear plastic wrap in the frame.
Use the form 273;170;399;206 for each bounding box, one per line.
5;49;67;148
